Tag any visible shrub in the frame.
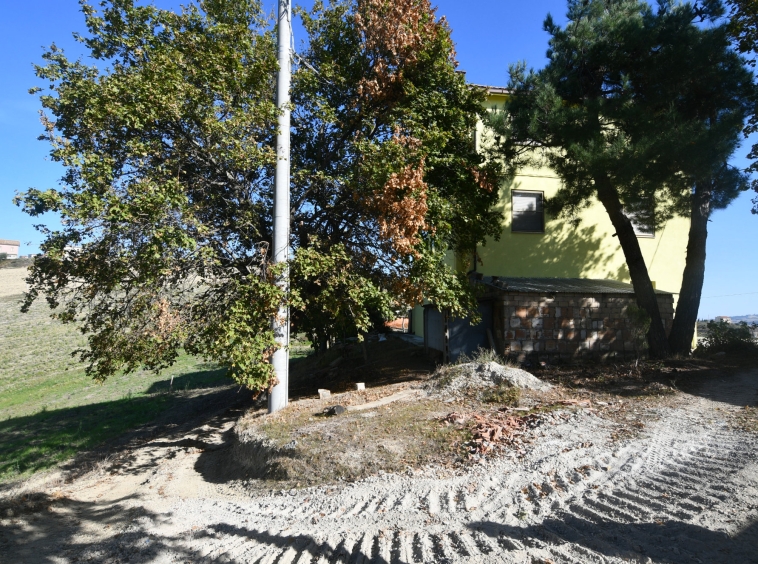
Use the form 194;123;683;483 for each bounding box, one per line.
455;346;517;367
696;320;757;355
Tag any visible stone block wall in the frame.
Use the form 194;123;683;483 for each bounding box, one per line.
492;291;674;361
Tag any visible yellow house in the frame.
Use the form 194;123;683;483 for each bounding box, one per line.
472;87;689;292
411;88;689;361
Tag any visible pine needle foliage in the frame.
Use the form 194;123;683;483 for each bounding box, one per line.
489;0;754;357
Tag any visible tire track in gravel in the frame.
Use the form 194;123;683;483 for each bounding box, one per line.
5;372;757;563
157;371;757;564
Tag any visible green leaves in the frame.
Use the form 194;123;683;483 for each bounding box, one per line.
187;269;286;390
722;0;758;212
291;241;391;347
19;0;501;390
19;0;280;389
490;0;755;358
290;0;501;339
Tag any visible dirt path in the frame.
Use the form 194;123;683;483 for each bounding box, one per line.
2;371;757;563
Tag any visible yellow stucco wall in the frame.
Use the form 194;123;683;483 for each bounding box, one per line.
411;304;424;338
472;92;689;299
412;91;691;338
474;168;690;298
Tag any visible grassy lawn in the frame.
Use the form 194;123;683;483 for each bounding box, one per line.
0;280;232;483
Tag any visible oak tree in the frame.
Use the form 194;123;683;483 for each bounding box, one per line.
724;0;758;63
17;0;501;389
290;0;502;350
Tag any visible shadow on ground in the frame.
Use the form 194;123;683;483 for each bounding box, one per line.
0;367;243;485
538;355;758;409
1;334;433;489
145;366;228;394
0;498;324;564
3;505;755;564
469;515;758;564
0;494;204;563
287;334;435;399
54;384;254;483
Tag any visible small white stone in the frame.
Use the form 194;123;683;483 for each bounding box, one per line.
354;383;365;391
318;389;331;399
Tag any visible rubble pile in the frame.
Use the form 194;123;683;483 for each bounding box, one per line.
429;360;552;399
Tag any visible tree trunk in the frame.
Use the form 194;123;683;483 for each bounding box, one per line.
669;181;711;355
595;176;671;358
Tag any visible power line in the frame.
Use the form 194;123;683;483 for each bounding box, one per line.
702;291;758;299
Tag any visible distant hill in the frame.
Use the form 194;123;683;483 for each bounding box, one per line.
731;314;758;324
0;257;33;270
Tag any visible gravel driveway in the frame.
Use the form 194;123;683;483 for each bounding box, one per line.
2;371;757;564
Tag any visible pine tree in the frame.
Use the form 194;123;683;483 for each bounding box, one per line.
490;0;754;357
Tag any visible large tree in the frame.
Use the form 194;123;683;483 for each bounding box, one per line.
490;0;754;357
16;0;501;390
289;0;502;349
722;0;758;214
724;0;758;63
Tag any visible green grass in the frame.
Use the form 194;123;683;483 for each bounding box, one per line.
0;292;231;483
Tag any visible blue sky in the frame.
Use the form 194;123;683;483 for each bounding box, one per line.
0;0;756;318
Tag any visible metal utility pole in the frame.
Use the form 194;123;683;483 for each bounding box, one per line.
269;0;292;414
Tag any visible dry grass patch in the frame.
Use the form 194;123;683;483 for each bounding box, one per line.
228;362;577;489
228;376;620;487
232;386;471;487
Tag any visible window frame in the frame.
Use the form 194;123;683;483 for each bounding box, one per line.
626;209;656;238
510;189;545;234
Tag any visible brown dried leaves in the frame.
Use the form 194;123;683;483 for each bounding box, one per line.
374;158;428;257
469;165;498;193
358;131;429;260
154;298;182;338
354;0;447;101
442;411;544;458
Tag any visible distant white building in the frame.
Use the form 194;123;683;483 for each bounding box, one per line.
0;239;20;259
715;316;732;324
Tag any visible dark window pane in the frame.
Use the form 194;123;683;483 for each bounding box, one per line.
512;191;544;232
626;209;655;238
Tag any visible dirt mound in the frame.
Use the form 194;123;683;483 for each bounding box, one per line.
429;361;552;397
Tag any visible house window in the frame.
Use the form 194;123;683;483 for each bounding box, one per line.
511;190;544;233
627;210;655;238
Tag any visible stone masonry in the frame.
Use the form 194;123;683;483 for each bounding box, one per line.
492;291;675;361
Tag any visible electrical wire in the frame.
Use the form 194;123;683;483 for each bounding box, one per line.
286;4;332;85
701;291;758;299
